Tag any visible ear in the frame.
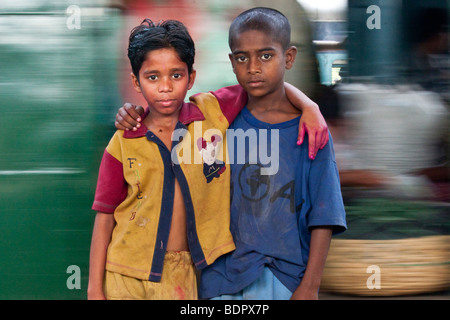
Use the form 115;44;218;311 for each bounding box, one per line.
228;53;236;74
284;46;297;70
187;69;196;90
130;73;141;93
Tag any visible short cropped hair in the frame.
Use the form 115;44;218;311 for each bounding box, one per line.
228;7;291;50
128;19;195;78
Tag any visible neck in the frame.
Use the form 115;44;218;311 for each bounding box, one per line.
247;85;288;111
143;109;180;132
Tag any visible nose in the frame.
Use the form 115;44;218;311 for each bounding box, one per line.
248;57;261;74
159;76;172;92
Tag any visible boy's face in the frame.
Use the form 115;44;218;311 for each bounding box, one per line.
131;47;196;116
229;30;296;99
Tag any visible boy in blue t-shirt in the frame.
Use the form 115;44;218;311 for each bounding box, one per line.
115;8;345;300
199;7;347;300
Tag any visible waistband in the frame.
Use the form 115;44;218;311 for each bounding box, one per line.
165;251;194;266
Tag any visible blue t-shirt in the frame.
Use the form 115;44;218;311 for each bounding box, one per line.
199;107;347;298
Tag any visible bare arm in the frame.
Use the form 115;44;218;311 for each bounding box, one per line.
290;227;332;300
87;212;116;300
284;83;329;160
114;84;328;159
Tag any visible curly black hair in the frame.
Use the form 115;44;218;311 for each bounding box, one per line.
128;19;195;78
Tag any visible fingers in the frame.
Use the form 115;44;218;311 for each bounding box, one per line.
297;123;329;160
115;119;131;131
297;124;305;146
125;103;144;120
297;122;318;159
115;103;143;131
309;125;330;159
116;111;138;131
136;105;145;116
308;131;319;160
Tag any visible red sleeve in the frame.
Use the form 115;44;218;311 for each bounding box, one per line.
210;85;248;125
92;150;127;213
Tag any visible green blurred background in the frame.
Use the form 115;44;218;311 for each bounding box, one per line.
0;2;123;299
